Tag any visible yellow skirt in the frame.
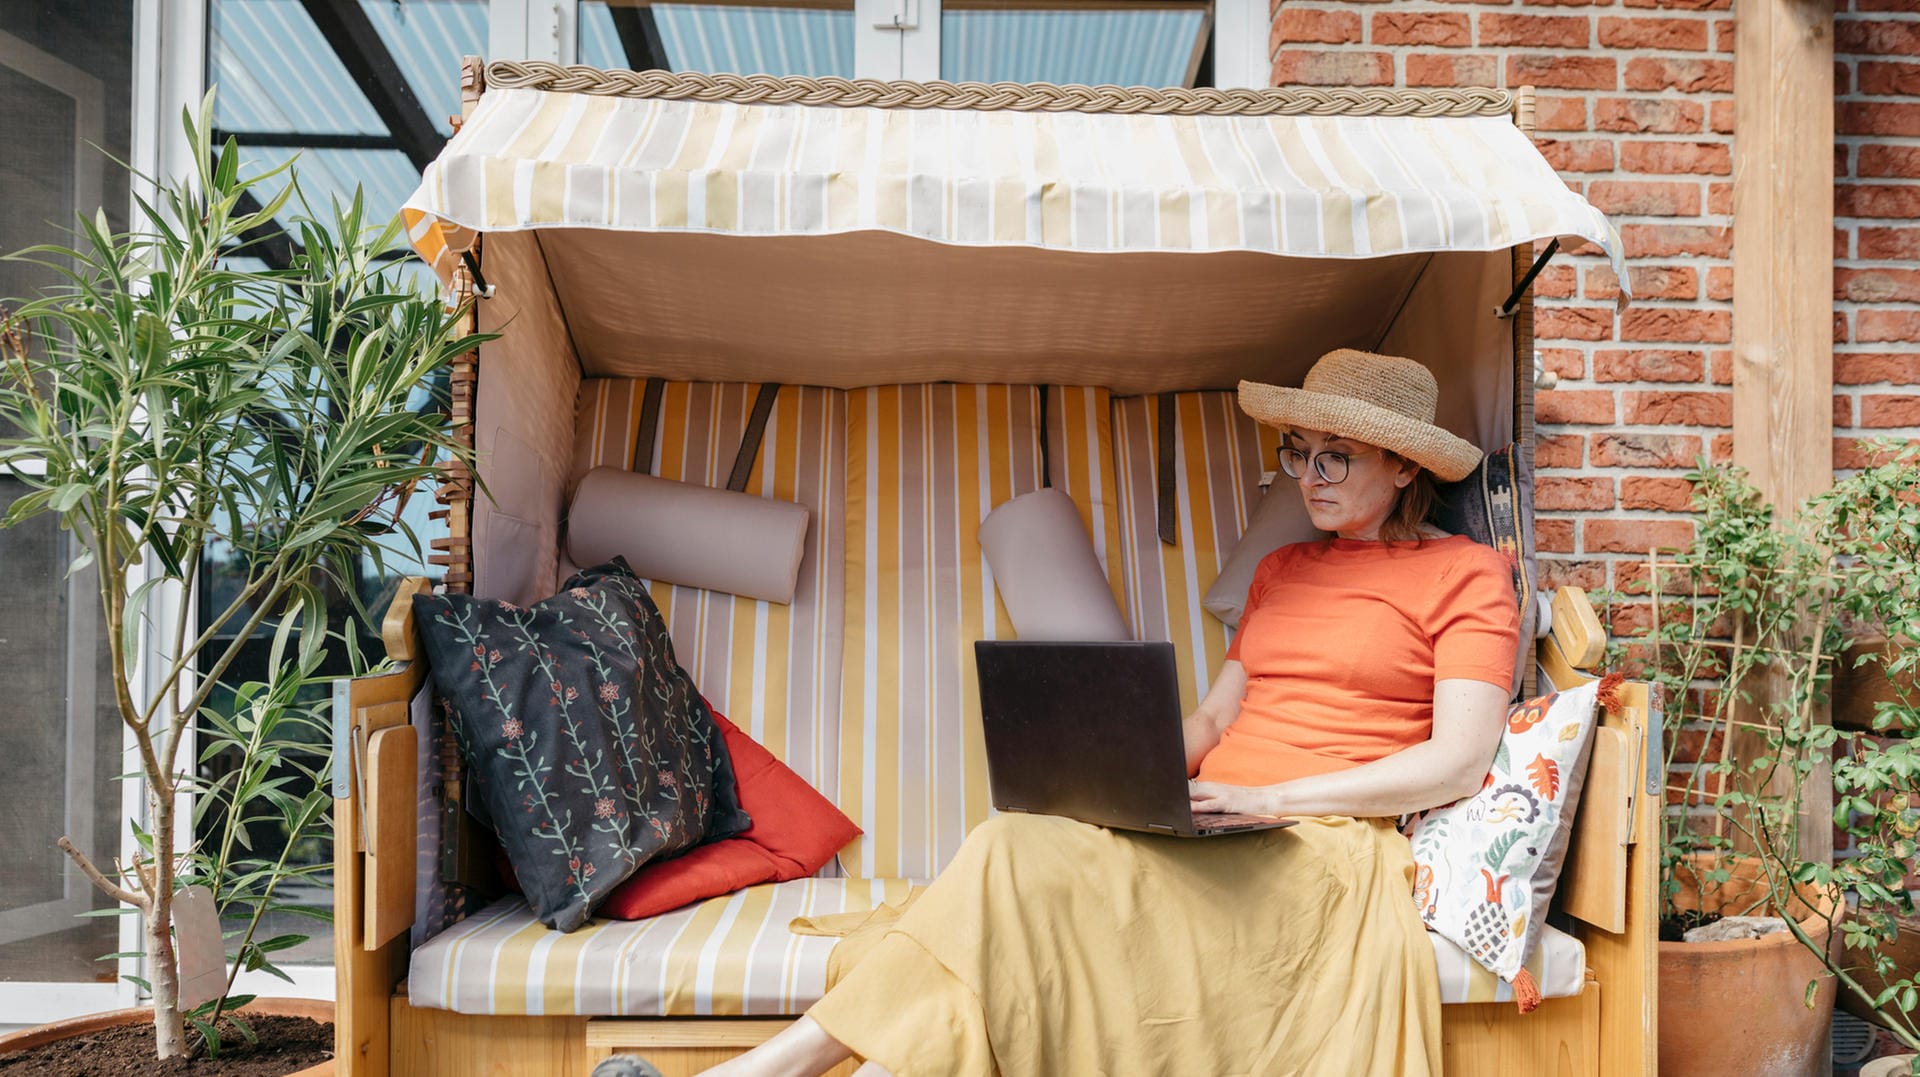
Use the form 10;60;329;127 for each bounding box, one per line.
800;813;1441;1077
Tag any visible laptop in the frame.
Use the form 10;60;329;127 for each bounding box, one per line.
973;640;1296;838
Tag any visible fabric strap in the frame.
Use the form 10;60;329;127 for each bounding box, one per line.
1156;392;1177;546
728;383;782;492
632;377;666;475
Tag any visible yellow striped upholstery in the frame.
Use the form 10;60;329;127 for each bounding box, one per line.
405;887;1581;1015
836;384;1059;881
1110;392;1283;715
573;379;847;788
1044;385;1128;616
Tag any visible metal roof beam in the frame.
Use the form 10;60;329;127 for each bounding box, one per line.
299;0;443;172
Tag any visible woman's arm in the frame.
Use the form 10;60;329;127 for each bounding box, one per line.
1183;660;1248;777
1188;677;1508;818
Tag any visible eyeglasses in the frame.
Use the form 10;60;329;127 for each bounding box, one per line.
1277;446;1379;485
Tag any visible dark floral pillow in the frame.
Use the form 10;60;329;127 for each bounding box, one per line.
415;558;751;931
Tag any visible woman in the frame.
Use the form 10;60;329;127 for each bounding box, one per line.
705;349;1521;1077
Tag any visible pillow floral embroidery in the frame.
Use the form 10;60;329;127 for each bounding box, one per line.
415;558;750;931
1406;677;1604;1008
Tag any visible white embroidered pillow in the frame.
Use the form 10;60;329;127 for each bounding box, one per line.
1407;678;1603;994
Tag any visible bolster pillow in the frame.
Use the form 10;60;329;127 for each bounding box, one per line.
566;467;811;605
1202;483;1325;628
978;488;1129;642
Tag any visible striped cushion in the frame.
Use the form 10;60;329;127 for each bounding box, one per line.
1111;392;1282;714
836;385;1045;881
573;380;847;790
408;879;918;1016
407;886;1583;1015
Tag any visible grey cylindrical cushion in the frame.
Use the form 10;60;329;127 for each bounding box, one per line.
567;467;811;605
1203;483;1325;628
978;488;1129;641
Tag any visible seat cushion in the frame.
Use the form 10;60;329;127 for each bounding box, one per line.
410;879;920;1016
409;886;1585;1016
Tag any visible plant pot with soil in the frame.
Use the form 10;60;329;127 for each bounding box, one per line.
0;999;333;1077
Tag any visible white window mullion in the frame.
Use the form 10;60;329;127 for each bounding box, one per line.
855;0;939;82
1211;0;1270;90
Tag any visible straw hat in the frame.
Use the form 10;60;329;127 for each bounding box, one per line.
1238;349;1482;482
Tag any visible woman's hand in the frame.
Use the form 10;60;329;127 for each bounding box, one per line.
1188;780;1284;817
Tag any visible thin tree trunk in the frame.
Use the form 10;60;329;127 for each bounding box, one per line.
147;783;185;1058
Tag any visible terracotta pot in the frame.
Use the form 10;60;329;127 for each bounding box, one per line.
0;997;333;1076
1659;854;1844;1077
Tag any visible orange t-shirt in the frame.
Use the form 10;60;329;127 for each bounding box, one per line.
1195;535;1520;788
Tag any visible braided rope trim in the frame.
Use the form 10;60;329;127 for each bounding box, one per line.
484;62;1516;118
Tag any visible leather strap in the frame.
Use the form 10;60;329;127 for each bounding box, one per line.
1156;392;1177;546
632;377;665;475
1038;384;1052;489
728;383;781;492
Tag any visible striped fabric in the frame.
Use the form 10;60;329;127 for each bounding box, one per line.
1110;392;1282;715
572;379;847;789
408;879;918;1016
402;87;1627;289
406;885;1581;1015
1044;385;1127;612
836;385;1049;881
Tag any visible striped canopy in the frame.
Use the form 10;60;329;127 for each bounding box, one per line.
402;85;1625;289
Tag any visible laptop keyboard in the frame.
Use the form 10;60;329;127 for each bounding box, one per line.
1193;812;1285;832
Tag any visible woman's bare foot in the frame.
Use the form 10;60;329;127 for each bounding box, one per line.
696;1017;860;1077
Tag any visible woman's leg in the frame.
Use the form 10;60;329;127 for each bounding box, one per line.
697;1016;875;1077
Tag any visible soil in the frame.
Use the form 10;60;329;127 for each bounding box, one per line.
0;1016;332;1077
1659;908;1723;943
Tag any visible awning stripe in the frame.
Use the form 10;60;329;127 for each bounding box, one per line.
406;87;1626;293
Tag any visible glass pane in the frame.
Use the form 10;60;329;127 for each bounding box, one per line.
0;0;135;985
579;1;854;78
941;7;1207;87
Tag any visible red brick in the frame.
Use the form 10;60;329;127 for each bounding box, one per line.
1706;267;1733;301
1537;518;1575;554
1834;437;1912;469
1709;100;1733;134
1539;476;1616;510
1587;518;1696;554
1861;394;1920;427
1532;265;1578;301
1856;0;1920;9
1838;184;1920;219
1537;138;1616;172
1623;0;1728;9
1538;388;1618;423
1836;267;1920;303
1598;15;1710;50
1836;226;1851;260
1615;558;1720;598
1538;347;1584;378
1621;223;1731;258
1621;476;1698;511
1706;182;1732;215
1536;306;1615;341
1593;348;1705;382
1536;95;1590;132
1274;50;1394;86
1587;266;1699;302
1276;8;1362;43
1590;433;1703;468
1839;102;1920;138
1537;433;1584;468
1710;433;1733;463
1624;389;1732;425
1480;13;1591;47
1837;19;1920;55
1714;17;1733;51
1857;61;1920;97
1620;308;1731;344
1836;394;1855;427
1835;353;1920;384
1404;53;1499;87
1667;726;1724;766
1857;144;1920;179
1507;54;1617;90
1838;311;1852;344
1708;351;1731;384
1620;140;1731;176
1594;97;1703;134
1540;558;1607;591
1588;180;1702;217
1858;226;1920;260
1625;57;1732;92
1372;11;1470;46
1858;310;1920;343
1837;61;1852;98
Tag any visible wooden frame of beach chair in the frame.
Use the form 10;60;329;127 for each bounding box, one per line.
330;58;1658;1077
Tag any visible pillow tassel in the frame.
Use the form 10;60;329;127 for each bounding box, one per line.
1510;966;1542;1014
1595;670;1626;712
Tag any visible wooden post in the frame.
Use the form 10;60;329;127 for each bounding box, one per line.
1730;0;1836;897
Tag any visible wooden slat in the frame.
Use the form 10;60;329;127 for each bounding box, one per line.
363;726;418;950
1439;983;1598;1077
1559;725;1632;934
1551;586;1606;669
391;998;591;1077
1576;680;1660;1077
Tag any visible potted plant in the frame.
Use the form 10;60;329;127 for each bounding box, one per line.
1610;449;1920;1077
0;94;481;1071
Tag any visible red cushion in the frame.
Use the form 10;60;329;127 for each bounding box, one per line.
598;706;861;920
